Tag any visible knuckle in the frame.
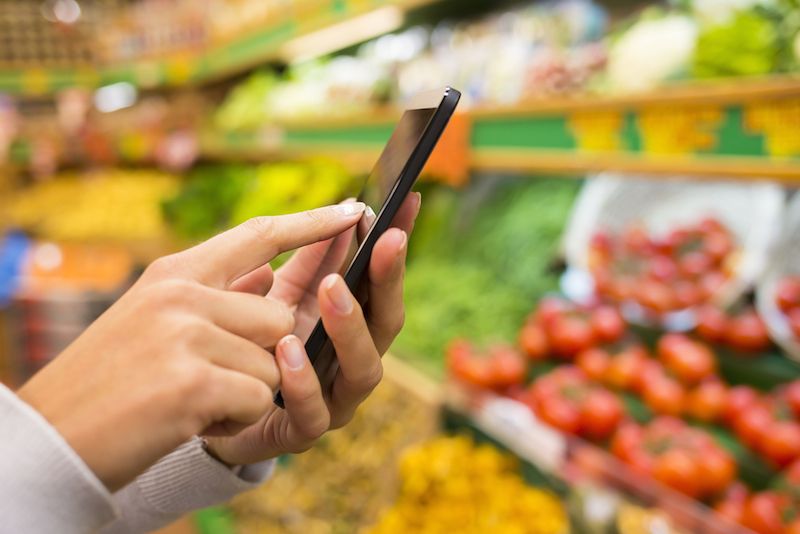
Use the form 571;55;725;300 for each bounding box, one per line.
360;362;384;392
178;362;211;396
144;254;183;281
271;300;296;337
390;310;406;335
243;216;276;245
297;415;329;443
250;382;273;419
149;278;197;309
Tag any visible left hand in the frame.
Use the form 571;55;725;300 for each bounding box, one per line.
205;193;420;465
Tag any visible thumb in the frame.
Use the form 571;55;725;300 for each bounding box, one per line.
176;203;365;288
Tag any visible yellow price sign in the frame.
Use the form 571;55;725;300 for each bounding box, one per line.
21;69;50;95
744;99;800;158
569;110;624;152
638;106;722;155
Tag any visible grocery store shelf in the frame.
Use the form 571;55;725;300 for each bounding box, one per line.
200;77;800;181
0;0;434;95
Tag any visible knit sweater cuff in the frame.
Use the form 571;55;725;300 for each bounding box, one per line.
0;384;117;533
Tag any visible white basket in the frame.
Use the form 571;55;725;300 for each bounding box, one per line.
757;191;800;361
562;174;785;320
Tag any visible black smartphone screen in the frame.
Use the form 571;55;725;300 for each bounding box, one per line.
273;87;459;408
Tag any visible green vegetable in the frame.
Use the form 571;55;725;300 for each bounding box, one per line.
693;11;780;78
394;177;580;376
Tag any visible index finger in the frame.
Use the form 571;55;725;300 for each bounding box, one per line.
175;203;365;287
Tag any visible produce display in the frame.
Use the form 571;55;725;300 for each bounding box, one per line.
162;159;360;240
369;436;568;534
588;216;736;315
229;373;439;534
1;170;178;242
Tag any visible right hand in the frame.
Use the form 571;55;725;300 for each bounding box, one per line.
16;202;365;491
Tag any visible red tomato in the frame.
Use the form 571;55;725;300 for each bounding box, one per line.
656;333;690;360
714;500;745;526
611;423;642;462
623;225;652;254
723;386;761;427
759;421;800;467
698;217;726;234
789;309;800;339
695;305;729;342
580;389;624;440
786;519;800;534
643;376;686;416
673;280;703;309
742;492;786;534
679;251;713;278
652;448;702;498
535;297;569;327
634;279;676;312
704;230;733;261
548;315;595;359
590;306;626;343
725;310;770;352
537;395;581;435
698;271;726;300
785;381;800;419
590;231;613;256
734;406;772;449
576;347;611;381
605;347;647;391
687;380;728;423
489;346;527;388
698;448;736;497
658;335;716;386
648;255;678;282
785;458;800;485
632;359;666;396
519;323;549;360
776;277;800;313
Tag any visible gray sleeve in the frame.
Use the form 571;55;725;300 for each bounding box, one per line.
98;437;275;534
0;384;118;534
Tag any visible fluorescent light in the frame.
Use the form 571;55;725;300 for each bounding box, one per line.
280;6;404;64
94;82;137;113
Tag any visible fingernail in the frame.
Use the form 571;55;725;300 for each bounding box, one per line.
413;192;422;216
335;202;365;217
280;336;306;371
324;275;353;314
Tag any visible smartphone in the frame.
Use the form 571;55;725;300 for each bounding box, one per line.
274;86;461;408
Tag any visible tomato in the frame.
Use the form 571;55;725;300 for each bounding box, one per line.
634;279;676;312
590;231;613;256
519;323;548;360
789;308;800;339
695;305;729;342
679;251;713;278
580;389;624;440
605;347;647;390
734;406;772;449
759;421;800;467
656;333;690;361
576;347;610;381
622;225;652;254
714;499;745;526
785;381;800;419
489;346;527;388
743;492;787;534
777;277;800;313
652;448;701;498
698;216;726;234
698;448;736;497
632;359;666;396
648;255;678;282
687;380;728;423
658;335;716;386
643;376;686;416
704;230;733;261
548;315;595;359
726;310;770;352
698;271;726;300
786;519;800;534
535;297;569;327
673;280;703;309
537;395;581;435
723;386;761;427
590;306;626;343
611;423;642;462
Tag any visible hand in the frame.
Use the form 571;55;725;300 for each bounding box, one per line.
205;193;420;465
16;203;366;490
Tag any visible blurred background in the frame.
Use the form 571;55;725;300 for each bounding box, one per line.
1;0;800;533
